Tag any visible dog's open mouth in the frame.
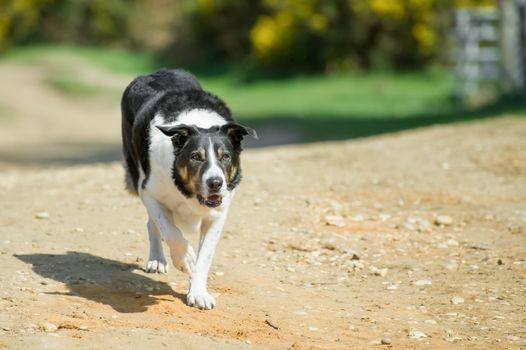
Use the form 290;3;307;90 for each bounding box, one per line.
197;194;222;208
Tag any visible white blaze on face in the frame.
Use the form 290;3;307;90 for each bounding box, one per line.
203;137;227;195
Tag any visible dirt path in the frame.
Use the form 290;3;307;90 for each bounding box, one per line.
0;115;524;349
1;60;525;349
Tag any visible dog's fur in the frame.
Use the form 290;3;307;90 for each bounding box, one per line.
121;69;256;309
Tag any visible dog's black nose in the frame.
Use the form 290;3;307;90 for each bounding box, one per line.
207;177;223;192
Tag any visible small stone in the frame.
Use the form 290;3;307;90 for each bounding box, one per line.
293;309;307;316
345;249;360;260
435;215;453;226
42;322;58;332
447;239;459;247
308;326;318;331
325;215;346;227
409;329;427;339
350;260;364;269
35;212;50;220
497;259;504;265
350;214;366;222
445;262;458;270
381;337;392;345
386;283;399;290
451;296;464;305
378;213;391;221
370;266;388;277
245;340;252;344
214;271;224;276
443;329;462;342
413;279;432;286
424;319;437;324
467;242;490;250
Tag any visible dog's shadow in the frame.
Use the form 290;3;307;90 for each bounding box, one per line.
15;251;185;313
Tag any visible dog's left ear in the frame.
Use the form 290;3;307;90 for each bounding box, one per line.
220;123;258;151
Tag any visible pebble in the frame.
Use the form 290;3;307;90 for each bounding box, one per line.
293;309;307;316
409;329;427;339
381;337;392;345
350;214;366;222
42;322;58;332
345;249;360;260
468;242;490;250
413;279;432;286
370;266;388;277
443;329;462;342
35;212;50;219
424;319;437;324
403;217;431;232
447;239;459;247
451;296;464;305
386;283;399;290
214;271;224;276
435;215;453;226
325;215;346;227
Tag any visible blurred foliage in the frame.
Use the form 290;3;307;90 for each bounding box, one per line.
0;0;181;51
1;0;455;71
192;0;453;70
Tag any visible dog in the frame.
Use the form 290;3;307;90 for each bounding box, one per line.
121;69;257;309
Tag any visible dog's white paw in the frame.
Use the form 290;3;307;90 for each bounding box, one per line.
187;289;216;310
145;258;169;274
171;242;196;275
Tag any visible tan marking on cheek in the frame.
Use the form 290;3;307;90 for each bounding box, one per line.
217;147;224;158
189;171;201;191
179;166;188;182
199;148;206;160
228;165;238;182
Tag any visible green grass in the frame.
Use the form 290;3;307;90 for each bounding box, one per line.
5;44;456;118
44;76;108;96
4;43;164;75
4;44;525;144
199;69;457;119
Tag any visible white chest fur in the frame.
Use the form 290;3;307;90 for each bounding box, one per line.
139;111;232;232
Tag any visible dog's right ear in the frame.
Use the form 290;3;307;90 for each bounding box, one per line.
157;124;196;149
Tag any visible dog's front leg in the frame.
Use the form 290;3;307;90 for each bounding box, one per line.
141;193;196;274
186;212;227;309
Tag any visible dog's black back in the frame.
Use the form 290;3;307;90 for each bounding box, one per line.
121;69;233;195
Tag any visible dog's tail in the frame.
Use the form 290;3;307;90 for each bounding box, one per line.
121;85;140;196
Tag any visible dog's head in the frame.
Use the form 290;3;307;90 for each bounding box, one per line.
157;123;257;208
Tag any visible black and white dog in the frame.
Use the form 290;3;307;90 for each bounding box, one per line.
121;69;256;309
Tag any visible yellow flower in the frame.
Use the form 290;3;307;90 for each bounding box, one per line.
412;23;435;54
370;0;405;18
309;14;327;32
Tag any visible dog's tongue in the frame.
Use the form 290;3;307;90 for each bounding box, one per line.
205;195;222;207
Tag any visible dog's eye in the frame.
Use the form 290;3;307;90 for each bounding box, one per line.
221;153;231;161
190;153;203;161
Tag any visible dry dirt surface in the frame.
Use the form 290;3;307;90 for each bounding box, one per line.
0;62;525;349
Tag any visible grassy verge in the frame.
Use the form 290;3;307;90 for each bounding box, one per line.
4;44;164;75
5;44;457;118
4;44;525;144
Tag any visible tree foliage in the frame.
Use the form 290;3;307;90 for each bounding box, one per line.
1;0;455;71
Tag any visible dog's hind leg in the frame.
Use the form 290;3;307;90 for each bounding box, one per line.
145;219;169;273
141;192;196;274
